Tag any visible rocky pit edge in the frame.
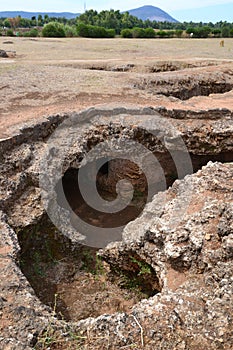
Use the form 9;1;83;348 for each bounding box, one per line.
0;106;232;349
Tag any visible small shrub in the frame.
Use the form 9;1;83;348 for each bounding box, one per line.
42;22;66;38
144;27;156;38
131;27;145;38
157;30;167;37
121;28;133;38
23;28;39;37
212;28;221;37
166;30;175;38
6;29;14;37
106;28;115;38
77;23;115;38
121;27;155;39
77;22;89;37
175;29;183;38
64;25;77;37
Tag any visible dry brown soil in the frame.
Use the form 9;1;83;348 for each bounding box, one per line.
0;37;233;138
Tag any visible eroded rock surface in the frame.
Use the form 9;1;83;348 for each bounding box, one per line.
0;107;232;349
95;162;233;349
0;49;8;58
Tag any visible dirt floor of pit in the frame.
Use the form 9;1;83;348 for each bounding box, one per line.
1;37;233;138
18;218;158;322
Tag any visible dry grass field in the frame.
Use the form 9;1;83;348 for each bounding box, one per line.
0;37;233;137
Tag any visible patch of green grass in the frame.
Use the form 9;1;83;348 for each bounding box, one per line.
81;248;105;276
130;256;152;276
110;256;155;298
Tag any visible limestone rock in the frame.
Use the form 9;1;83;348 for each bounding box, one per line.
0;107;232;349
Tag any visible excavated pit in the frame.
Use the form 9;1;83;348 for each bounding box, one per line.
17;145;233;322
161;81;233;100
1;106;232;340
56;151;233;232
147;61;218;73
18;214;160;322
84;61;219;74
136;79;233;100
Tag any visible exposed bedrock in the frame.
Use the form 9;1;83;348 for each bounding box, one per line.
80;161;233;350
0;106;232;349
133;68;233;100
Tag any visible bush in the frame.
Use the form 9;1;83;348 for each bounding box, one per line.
212;29;221;37
121;27;156;38
77;23;115;38
106;29;115;38
175;29;183;38
197;26;211;38
131;27;145;38
186;27;195;35
144;28;156;38
186;26;211;38
23;28;39;37
6;29;14;37
88;25;106;38
77;23;89;37
42;22;66;37
64;25;77;37
157;30;167;37
121;28;133;38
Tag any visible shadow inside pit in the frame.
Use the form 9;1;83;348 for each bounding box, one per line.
17;140;233;322
55;151;233;232
17;215;160;322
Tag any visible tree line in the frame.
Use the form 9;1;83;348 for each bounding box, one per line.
1;9;233;38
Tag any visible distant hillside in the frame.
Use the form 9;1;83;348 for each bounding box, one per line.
0;6;178;23
0;11;80;19
127;5;178;22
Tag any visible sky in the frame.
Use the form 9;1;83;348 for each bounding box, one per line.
0;1;233;22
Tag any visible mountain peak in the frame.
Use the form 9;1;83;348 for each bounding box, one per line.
127;5;178;23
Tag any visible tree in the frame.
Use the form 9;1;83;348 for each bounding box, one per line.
3;18;11;28
37;14;44;26
42;22;66;37
8;16;20;30
221;26;230;37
